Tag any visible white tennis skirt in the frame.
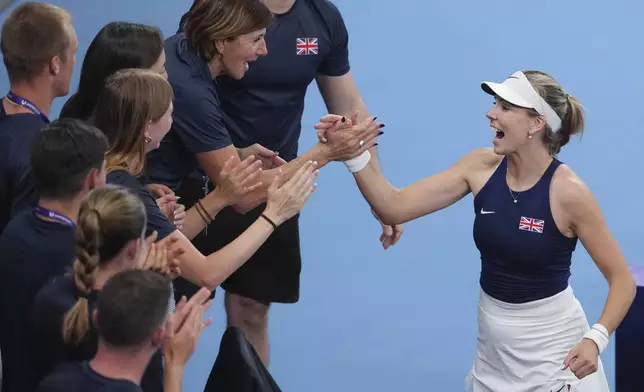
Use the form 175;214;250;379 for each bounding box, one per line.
465;286;610;392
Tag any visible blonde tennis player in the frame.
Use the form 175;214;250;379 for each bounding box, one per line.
316;69;635;391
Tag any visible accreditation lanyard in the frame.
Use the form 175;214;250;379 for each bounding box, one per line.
34;206;76;229
5;91;50;123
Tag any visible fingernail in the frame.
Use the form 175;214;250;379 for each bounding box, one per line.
374;143;379;146
378;131;384;136
379;123;385;128
313;161;318;166
341;117;346;122
373;116;377;121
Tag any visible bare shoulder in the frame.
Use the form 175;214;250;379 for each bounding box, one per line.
551;164;601;226
456;148;503;194
457;147;503;171
552;164;593;205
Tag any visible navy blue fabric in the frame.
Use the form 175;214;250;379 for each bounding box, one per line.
0;103;46;236
145;33;231;191
106;170;176;240
30;274;100;387
176;0;351;162
30;274;165;392
473;157;578;303
615;284;644;391
0;210;76;392
36;361;142;392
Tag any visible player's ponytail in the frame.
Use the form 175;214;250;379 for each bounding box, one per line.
62;185;147;345
522;69;585;156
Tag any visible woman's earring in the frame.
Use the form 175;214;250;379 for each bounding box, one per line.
145;136;152;143
528;134;533;139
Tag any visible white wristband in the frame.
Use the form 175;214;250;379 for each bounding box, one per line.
583;323;610;354
343;150;371;173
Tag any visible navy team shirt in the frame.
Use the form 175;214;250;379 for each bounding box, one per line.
106;169;177;240
145;33;232;191
30;274;99;386
146;0;350;190
30;274;165;392
0;210;77;392
37;362;142;392
473;157;578;303
0;104;46;235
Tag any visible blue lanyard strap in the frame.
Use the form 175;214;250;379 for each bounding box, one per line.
5;91;50;123
34;206;76;229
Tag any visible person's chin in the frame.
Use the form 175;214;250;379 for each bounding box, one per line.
492;139;509;155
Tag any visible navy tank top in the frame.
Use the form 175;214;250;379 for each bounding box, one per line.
473;156;578;303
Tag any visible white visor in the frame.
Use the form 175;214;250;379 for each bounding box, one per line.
481;71;562;133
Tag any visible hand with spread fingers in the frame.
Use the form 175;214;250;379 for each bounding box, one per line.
262;160;319;227
213;155;265;207
136;231;183;279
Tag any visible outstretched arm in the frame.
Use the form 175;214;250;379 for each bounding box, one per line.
351;153;472;226
319;117;481;226
197;143;327;213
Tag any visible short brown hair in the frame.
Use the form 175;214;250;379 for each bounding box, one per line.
522;70;585;155
1;2;72;84
184;0;273;61
90;68;173;175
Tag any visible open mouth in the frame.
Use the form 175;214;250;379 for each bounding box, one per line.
492;126;505;139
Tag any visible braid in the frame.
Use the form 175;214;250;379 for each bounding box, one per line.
62;208;103;345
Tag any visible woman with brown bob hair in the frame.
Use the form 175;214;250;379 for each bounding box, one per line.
145;0;382;366
91;68;319;295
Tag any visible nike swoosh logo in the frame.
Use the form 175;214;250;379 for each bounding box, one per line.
480;209;495;214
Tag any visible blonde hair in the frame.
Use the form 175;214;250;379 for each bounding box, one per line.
90;68;173;175
522;70;585;156
62;185;147;345
184;0;273;61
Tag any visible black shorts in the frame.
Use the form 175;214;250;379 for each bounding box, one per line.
172;176;302;305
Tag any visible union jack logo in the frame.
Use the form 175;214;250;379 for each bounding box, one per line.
296;37;318;55
519;216;544;233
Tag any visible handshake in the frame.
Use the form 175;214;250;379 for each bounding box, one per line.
150;110;386;239
238;109;385;172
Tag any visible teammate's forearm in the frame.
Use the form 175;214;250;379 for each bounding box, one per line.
180;190;227;240
352;101;384;175
233;142;330;212
172;215;276;289
162;364;183;392
200;216;276;287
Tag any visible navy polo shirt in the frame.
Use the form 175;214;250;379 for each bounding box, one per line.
30;274;165;392
145;33;232;191
0;210;77;392
147;0;351;191
29;274;99;387
212;0;351;161
37;362;142;392
0;104;46;235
